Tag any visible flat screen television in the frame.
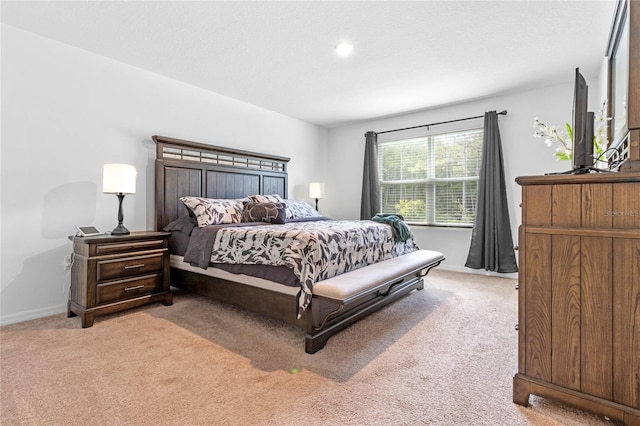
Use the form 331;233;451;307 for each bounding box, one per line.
571;68;594;173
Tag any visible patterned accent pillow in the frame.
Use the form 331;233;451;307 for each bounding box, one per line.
180;197;243;227
241;202;286;224
247;194;285;204
285;200;322;219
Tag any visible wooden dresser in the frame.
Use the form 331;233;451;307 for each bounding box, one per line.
68;231;172;327
514;172;640;425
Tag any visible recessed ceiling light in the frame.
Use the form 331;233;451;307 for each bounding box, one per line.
335;43;353;57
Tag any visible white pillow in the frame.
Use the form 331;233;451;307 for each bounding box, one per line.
285;200;322;219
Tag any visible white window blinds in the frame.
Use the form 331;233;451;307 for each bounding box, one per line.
378;128;483;226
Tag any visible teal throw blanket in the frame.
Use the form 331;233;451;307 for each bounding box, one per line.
372;213;412;242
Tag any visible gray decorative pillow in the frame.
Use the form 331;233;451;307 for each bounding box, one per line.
180;197;243;227
285;200;322;219
242;202;286;224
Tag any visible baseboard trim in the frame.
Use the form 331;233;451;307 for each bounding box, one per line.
437;264;518;280
0;304;67;327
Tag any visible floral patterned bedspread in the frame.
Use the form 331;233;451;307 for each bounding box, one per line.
209;220;419;317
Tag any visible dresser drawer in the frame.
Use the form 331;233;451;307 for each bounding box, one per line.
97;274;163;304
97;253;164;281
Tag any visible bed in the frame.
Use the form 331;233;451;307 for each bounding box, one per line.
154;135;444;353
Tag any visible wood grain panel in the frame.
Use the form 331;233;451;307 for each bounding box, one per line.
582;184;613;228
552;185;581;226
581;236;613;400
243;174;260;196
164;167;201;226
518;226;526;374
613;182;640;229
524;186;552;226
613;238;640;409
205;171;260;199
263;175;286;197
551;235;581;390
524;233;552;381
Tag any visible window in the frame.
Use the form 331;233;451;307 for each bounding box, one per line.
378;128;483;226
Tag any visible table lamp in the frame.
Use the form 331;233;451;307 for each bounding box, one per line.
309;182;325;211
103;164;137;235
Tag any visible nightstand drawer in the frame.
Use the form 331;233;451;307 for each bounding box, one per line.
97;253;164;281
97;274;163;304
95;239;167;256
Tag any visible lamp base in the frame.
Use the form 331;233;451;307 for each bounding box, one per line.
111;193;130;235
111;224;130;235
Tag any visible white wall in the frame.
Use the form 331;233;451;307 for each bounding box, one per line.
0;25;328;325
323;75;605;275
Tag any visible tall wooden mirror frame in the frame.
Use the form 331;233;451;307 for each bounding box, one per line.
606;0;640;171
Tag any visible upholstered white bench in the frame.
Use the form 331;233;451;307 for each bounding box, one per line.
313;249;445;303
305;249;445;353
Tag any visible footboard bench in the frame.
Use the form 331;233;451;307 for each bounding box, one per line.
305;249;445;353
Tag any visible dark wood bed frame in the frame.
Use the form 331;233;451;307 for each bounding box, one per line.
154;135;442;353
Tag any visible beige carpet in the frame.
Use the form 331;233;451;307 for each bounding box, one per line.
1;270;615;426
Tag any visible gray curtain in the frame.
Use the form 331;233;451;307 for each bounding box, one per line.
360;131;380;220
465;111;518;273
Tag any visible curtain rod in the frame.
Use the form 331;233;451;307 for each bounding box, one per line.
375;110;508;135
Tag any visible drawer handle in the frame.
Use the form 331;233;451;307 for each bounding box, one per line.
124;285;145;291
124;263;145;270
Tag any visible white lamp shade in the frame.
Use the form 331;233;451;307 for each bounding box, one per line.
309;182;325;199
103;164;137;194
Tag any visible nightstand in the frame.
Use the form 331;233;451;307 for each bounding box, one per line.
67;231;172;327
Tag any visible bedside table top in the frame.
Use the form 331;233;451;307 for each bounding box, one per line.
72;231;170;244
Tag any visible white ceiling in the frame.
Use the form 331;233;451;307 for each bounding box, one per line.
2;0;617;128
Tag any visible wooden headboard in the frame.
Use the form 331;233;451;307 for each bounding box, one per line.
153;135;290;231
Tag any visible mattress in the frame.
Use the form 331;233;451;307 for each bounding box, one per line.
170;255;300;296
